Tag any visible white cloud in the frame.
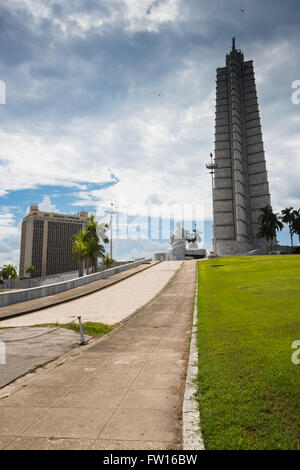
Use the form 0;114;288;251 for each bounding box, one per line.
0;247;20;269
38;195;58;212
7;0;186;37
1;0;300;263
0;212;19;240
0;128;116;193
0;211;20;268
252;39;297;84
122;0;181;33
115;238;170;260
8;0;51;20
0;59;215;220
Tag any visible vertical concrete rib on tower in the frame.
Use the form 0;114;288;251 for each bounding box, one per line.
213;39;271;256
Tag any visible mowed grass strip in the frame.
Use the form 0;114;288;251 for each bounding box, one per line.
196;255;300;450
31;321;113;337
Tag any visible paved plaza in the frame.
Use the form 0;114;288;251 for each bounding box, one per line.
0;261;182;327
0;261;159;321
0;328;89;389
0;261;196;450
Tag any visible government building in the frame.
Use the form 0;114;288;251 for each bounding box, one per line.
19;205;89;278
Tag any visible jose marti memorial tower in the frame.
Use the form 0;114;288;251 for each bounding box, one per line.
213;38;271;256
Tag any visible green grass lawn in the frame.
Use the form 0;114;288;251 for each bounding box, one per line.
31;321;113;337
196;255;300;450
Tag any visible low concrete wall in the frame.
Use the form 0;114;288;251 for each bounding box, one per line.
11;270;79;290
13;261;135;290
0;258;152;307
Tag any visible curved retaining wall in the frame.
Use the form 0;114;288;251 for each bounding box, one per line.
0;259;152;307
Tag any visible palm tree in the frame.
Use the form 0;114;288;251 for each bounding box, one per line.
72;231;88;277
83;215;107;273
0;267;4;287
72;215;108;275
84;215;98;273
1;264;18;288
257;206;283;249
281;207;295;248
292;209;300;245
102;254;115;269
25;265;35;288
84;233;106;273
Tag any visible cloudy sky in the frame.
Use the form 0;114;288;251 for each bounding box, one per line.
0;0;300;267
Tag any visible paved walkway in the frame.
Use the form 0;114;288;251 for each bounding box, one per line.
0;261;158;321
0;262;182;327
0;260;196;450
0;328;90;389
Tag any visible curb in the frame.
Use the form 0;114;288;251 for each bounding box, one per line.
182;262;205;450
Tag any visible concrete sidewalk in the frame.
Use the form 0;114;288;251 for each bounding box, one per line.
0;260;196;450
0;328;89;389
0;262;182;327
0;261;158;321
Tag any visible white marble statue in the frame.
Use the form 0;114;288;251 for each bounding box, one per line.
185;227;202;249
166;222;202;260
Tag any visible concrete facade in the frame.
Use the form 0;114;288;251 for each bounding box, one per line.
213;39;271;256
19;206;90;278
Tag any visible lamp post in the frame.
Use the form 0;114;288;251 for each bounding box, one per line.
109;202;116;259
206;152;218;252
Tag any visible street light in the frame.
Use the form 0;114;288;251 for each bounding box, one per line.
109;202;116;259
206;152;218;252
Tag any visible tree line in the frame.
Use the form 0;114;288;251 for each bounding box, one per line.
0;264;18;288
257;206;300;249
1;206;298;289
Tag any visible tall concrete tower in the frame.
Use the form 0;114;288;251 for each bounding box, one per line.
213;38;271;256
